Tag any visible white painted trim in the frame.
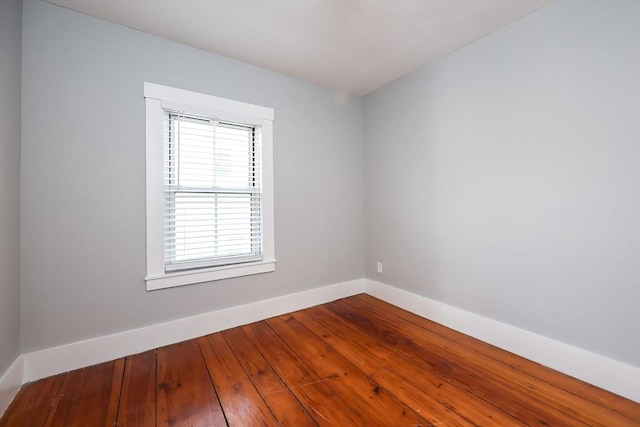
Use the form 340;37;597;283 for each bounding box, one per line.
145;96;165;281
146;259;277;290
0;356;24;417
22;279;364;383
11;278;638;405
144;83;277;291
144;82;274;123
260;119;275;263
364;279;640;403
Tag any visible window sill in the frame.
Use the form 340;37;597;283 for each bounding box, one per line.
145;259;276;291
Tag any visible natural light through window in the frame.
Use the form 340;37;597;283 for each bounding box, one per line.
165;114;262;270
145;82;275;290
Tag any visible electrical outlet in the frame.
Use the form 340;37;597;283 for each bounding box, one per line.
376;262;383;274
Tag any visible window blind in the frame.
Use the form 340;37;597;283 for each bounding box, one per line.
163;111;263;272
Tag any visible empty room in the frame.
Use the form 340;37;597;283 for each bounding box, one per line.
1;0;639;425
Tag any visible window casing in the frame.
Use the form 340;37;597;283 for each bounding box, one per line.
145;83;275;290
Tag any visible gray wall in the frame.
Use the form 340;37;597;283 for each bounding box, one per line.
16;0;640;370
20;0;364;353
0;0;22;376
364;0;640;367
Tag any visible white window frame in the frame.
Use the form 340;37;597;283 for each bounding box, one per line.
144;82;275;291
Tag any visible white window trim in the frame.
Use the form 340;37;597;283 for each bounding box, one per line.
144;82;276;291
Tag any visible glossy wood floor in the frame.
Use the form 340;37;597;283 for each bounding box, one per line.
2;295;639;426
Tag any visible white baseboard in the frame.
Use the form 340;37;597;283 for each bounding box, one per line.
365;279;640;403
0;355;24;417
9;277;639;406
22;278;365;383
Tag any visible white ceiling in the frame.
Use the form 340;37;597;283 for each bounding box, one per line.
45;0;550;95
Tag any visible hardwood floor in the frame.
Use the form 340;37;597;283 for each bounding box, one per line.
1;294;639;426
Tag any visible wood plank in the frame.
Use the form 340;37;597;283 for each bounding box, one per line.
222;327;318;427
266;314;431;427
198;333;278;426
44;359;124;427
117;350;156;427
0;374;65;427
242;321;365;426
298;305;524;426
357;293;640;423
157;340;227;427
3;295;638;427
329;298;587;426
344;296;640;426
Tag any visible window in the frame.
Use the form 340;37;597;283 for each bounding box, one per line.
165;113;262;271
145;83;275;290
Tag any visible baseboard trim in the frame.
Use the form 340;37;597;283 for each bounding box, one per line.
0;355;24;417
22;278;365;383
12;277;639;404
364;279;640;402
